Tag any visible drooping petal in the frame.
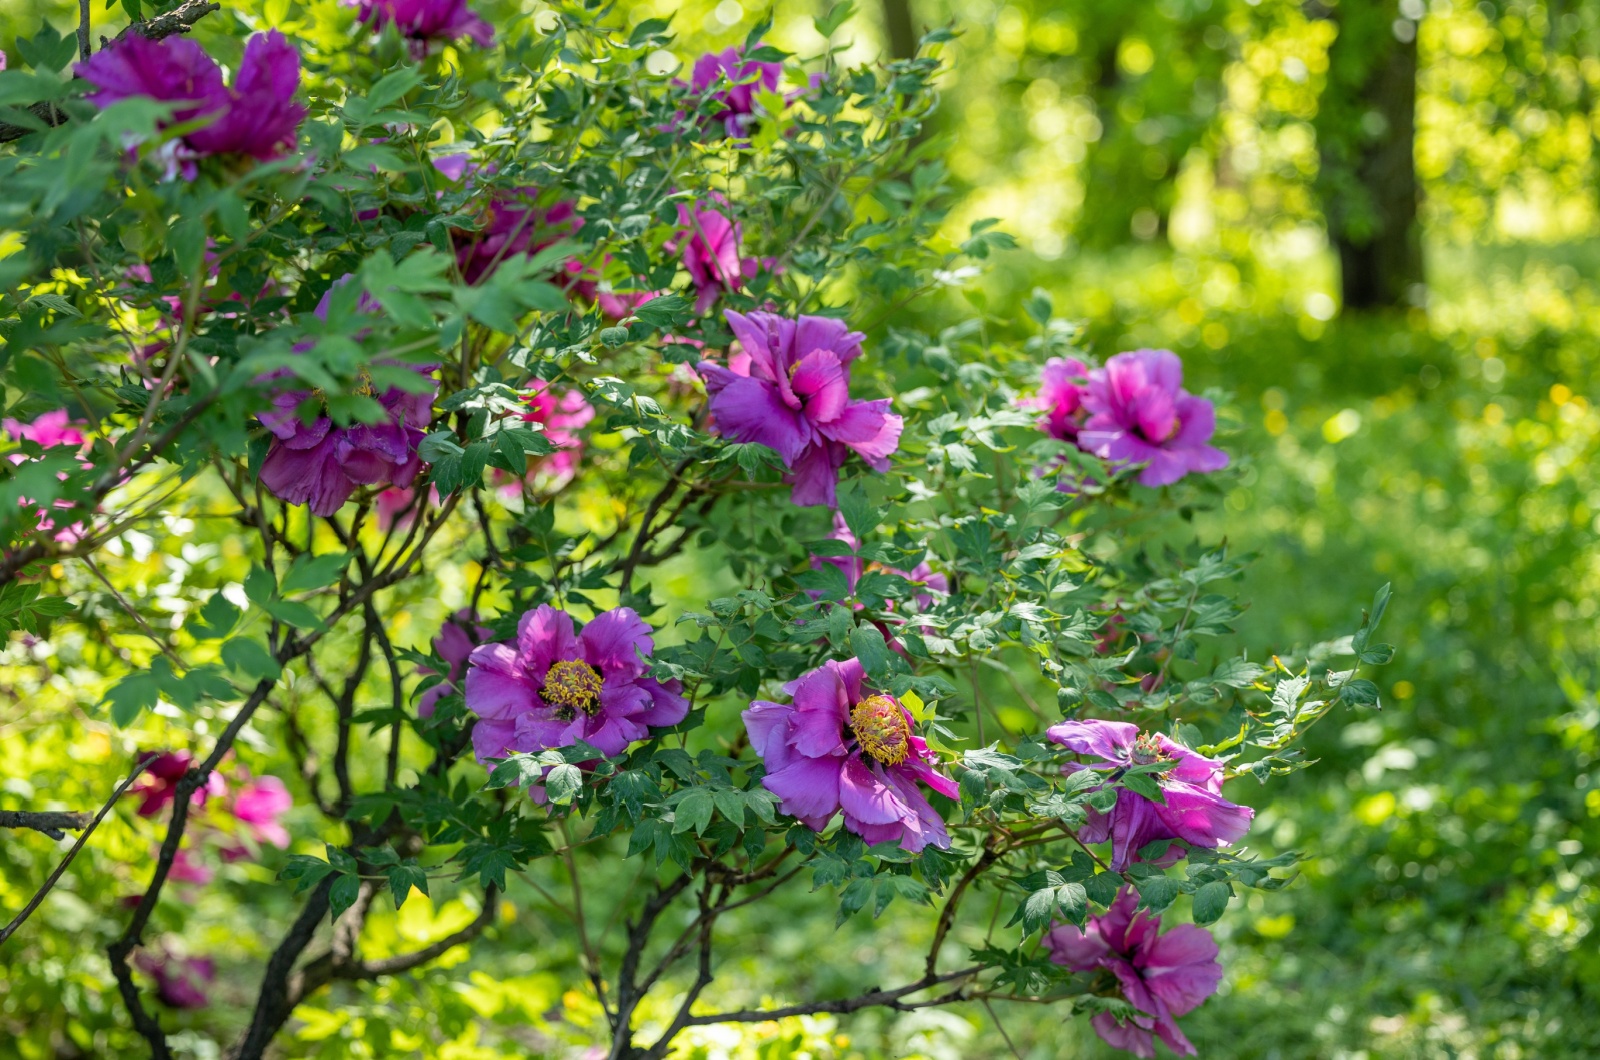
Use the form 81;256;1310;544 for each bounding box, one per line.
762;754;843;821
708;376;813;462
1046;719;1139;764
837;754;906;826
635;678;689;728
816;399;902;467
579;606;654;677
1139;924;1223;1017
463;643;536;721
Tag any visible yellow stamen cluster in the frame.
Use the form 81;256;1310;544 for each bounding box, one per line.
543;659;604;720
850;694;912;766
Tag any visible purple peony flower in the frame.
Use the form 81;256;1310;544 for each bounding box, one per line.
167;847;215;885
1028;356;1092;442
742;658;957;852
670;203;748;313
1077;350;1228;487
257;280;437;518
78;31;306;167
698;310;902;508
1046;719;1253;871
1045;887;1222;1058
456;189;581;286
135;950;215;1009
512;378;594;486
356;0;493;48
416;611;495;717
687;45;782;139
464;605;688;763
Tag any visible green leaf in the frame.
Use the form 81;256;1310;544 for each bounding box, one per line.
545;763;583;805
329;874;362;921
279;552;349;594
1192;880;1230;925
104;668;162;727
850;625;892;679
220;638;281;682
243;565;276;605
279;854;336;892
387;862;430;909
673;789;714;836
1121;771;1166;804
1084;871;1123;907
1135;874;1181;914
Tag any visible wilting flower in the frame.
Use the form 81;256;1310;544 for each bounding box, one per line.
456;189;581;286
670;203;748;313
1045;888;1222;1058
1077;350;1227;487
78;31;305;169
1046;719;1253;871
416;611;495;717
742;658;956;852
1029;357;1092;442
699;310;902;508
464;605;688;763
229;774;292;849
257;281;437;518
131;751;227;819
135;949;216;1009
686;45;782;139
357;0;493;48
512;379;594;486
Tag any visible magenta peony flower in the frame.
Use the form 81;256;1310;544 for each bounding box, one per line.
514;379;594;485
257;281;437;518
230;774;292;849
1029;356;1092;442
135;950;215;1009
357;0;493;48
687;46;783;139
698;310;902;508
1046;719;1253;871
167;847;215;885
464;605;688;763
78;31;305;167
3;409;86;451
456;190;581;286
1045;887;1222;1058
670;203;748;313
742;658;957;852
416;611;494;717
131;751;226;819
1077;350;1228;487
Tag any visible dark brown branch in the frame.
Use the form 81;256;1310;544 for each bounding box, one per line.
0;762;148;946
608;873;694;1056
679;966;985;1027
226;875;336;1060
0;809;93;838
926;842;1000;978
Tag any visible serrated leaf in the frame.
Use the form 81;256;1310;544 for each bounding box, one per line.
329;874;361;921
1192;880;1230;925
387;862;430;909
673;788;714;836
545;763;583;805
220;638;281;681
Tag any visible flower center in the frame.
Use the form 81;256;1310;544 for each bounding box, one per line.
353;368;375;397
543;659;604;720
1131;731;1170;765
850;694;912;766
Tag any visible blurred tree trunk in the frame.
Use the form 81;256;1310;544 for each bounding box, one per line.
1312;0;1424;311
882;0;917;60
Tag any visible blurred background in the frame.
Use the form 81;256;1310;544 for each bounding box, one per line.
3;0;1598;1056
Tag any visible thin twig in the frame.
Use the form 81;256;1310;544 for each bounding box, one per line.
0;809;93;838
0;760;148;946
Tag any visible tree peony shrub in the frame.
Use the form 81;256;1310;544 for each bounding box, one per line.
0;6;1392;1058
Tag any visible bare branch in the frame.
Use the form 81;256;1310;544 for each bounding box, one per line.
0;762;147;947
0;809;93;838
